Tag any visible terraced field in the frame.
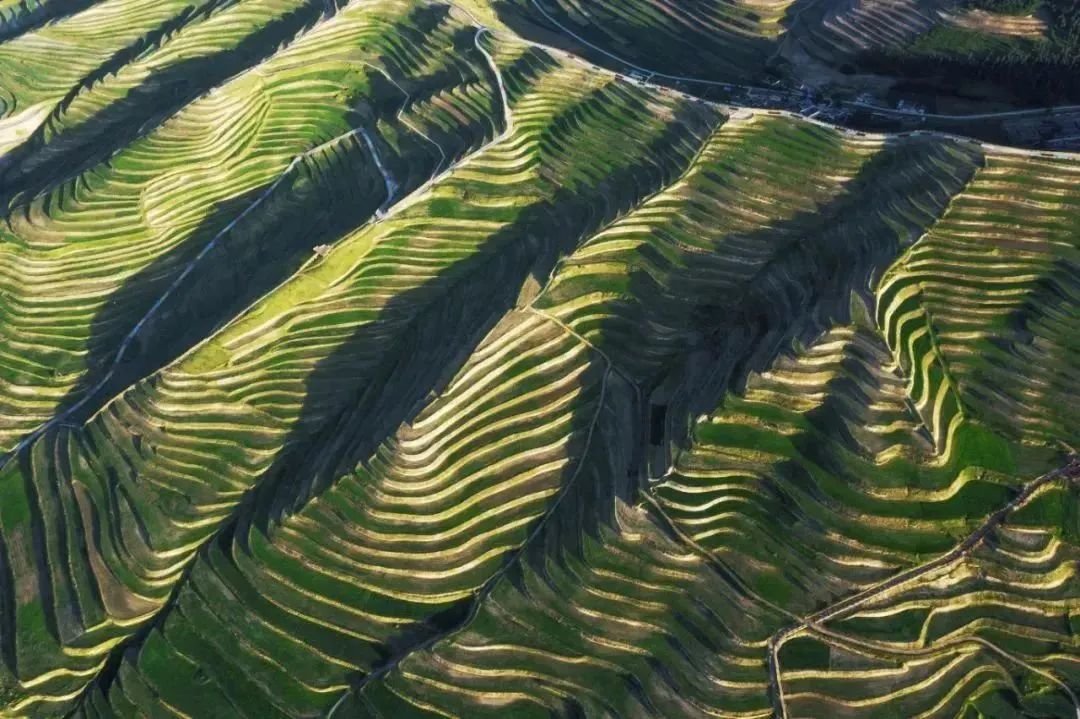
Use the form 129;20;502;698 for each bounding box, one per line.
0;1;1077;718
496;0;1078;105
487;0;855;84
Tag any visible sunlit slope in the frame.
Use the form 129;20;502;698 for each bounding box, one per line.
877;152;1080;447
338;118;1080;719
782;519;1080;718
0;1;1077;718
0;0;329;205
361;498;786;718
0;21;723;714
357;313;1076;718
0;0;223;116
0;0;500;452
53;113;1069;718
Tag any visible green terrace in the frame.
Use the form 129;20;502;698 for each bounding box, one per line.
0;1;1075;718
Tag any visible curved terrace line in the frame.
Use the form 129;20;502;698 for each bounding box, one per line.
2;10;1078;714
21;26;516;709
326;366;612;718
522;0;1080;125
766;454;1080;718
0;0;334;213
807;622;1080;719
0;122;395;471
451;1;1080;162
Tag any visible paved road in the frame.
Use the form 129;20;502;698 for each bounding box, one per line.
845;100;1080;122
475;27;514;136
357;126;399;213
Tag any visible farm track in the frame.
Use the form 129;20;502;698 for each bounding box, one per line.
0;0;1068;469
767;456;1080;718
0;121;383;471
510;0;1080;129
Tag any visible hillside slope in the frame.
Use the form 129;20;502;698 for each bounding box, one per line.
0;1;1076;718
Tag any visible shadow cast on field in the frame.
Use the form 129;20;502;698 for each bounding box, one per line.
0;0;98;43
621;134;985;449
491;0;775;84
0;0;324;212
51;135;389;432
10;0;497;439
174;102;720;703
84;175;594;701
232;95;719;528
465;133;986;718
298;104;726;707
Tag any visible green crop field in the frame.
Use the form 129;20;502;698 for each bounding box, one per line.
0;1;1077;718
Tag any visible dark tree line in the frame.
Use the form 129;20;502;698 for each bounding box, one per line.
861;0;1080;105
